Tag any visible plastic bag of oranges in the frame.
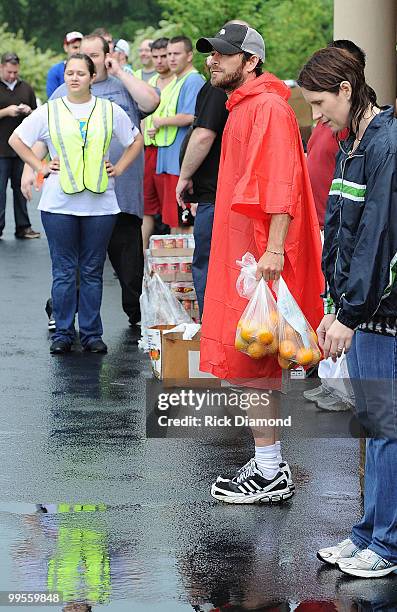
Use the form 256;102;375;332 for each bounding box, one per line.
235;277;279;360
275;277;321;370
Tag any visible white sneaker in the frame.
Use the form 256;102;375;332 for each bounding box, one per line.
303;384;330;402
338;548;397;578
316;395;350;412
317;538;362;565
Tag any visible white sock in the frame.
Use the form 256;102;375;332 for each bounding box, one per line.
255;443;282;480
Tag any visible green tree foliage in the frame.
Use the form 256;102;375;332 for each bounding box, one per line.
0;24;62;101
0;0;162;52
157;0;333;78
263;0;333;78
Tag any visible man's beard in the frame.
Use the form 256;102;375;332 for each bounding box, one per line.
210;64;245;92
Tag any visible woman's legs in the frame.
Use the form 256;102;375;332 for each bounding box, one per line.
78;214;117;347
347;330;397;562
41;211;79;345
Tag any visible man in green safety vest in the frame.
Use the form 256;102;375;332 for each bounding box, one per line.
141;37;176;248
149;36;204;229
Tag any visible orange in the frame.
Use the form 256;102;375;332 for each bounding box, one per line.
247;341;267;359
256;328;274;345
235;335;249;352
296;347;314;366
278;355;293;370
279;340;296;360
311;348;321;365
240;321;259;342
266;338;279;354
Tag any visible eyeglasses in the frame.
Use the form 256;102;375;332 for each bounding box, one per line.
1;53;20;64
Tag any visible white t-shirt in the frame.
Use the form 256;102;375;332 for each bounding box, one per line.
15;96;139;216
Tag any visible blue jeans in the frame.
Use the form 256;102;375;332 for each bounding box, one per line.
192;202;214;318
0;157;31;235
41;212;117;347
347;330;397;562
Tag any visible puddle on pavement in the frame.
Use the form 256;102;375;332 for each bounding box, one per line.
1;503;397;611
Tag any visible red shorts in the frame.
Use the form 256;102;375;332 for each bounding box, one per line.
153;172;179;228
143;146;161;215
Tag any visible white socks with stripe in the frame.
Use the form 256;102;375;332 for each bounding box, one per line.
255;441;282;480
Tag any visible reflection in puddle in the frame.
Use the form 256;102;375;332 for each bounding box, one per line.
3;504;397;611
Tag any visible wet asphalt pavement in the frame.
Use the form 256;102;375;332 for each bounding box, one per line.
1;195;396;611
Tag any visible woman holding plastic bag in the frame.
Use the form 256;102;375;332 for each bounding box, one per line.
299;48;397;578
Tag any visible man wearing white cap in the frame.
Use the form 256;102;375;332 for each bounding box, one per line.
46;32;83;98
113;39;133;75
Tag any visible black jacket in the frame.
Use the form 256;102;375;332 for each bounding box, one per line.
322;106;397;329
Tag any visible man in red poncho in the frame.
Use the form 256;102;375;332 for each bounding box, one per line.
196;24;323;504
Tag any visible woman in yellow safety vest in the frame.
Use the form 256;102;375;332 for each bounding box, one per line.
9;53;143;354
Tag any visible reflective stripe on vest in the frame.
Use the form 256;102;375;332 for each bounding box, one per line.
48;97;113;195
143;74;176;146
153;70;203;147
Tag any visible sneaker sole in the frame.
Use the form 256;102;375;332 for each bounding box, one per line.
210;484;294;505
316;402;350;412
338;564;397;578
216;475;295;492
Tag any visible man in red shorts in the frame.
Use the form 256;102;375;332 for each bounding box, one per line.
142;37;175;249
151;36;204;229
196;24;323;503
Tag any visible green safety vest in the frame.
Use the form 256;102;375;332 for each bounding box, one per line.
143;74;176;146
149;70;203;147
48;97;113;195
47;503;111;604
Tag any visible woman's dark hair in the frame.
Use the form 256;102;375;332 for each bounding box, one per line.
65;53;96;77
297;47;377;135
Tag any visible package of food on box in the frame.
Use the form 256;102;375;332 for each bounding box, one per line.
170;281;196;300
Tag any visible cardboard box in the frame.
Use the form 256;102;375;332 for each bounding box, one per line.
147;325;218;385
150;247;194;257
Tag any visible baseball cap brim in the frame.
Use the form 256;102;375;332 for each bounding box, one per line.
196;37;242;55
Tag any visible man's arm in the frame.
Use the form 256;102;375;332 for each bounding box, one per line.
256;213;291;281
106;58;159;113
176;127;216;206
153;114;194;129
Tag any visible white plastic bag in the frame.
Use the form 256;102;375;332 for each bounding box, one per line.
275;277;321;369
139;272;193;351
318;355;355;406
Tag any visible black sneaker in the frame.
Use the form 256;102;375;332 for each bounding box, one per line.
45;298;56;331
216;458;295;493
50;340;71;354
84;339;108;354
211;459;292;504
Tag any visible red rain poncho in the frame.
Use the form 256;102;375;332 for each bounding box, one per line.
199;73;324;389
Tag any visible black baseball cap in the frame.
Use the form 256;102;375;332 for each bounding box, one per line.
196;24;265;60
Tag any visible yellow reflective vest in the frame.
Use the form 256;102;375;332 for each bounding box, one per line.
143;74;176;146
48;97;113;195
149;69;203;147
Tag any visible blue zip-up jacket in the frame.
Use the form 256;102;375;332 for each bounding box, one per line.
323;105;397;329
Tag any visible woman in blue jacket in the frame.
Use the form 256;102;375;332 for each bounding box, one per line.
298;47;397;579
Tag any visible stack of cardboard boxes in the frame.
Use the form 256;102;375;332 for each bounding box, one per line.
148;235;199;322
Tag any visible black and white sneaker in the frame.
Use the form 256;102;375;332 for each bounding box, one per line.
217;458;295;494
45;298;56;332
211;459;292;504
